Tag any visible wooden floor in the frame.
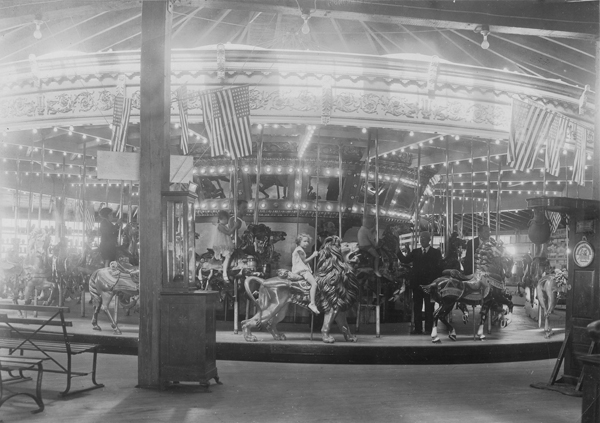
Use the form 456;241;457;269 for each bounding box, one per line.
0;355;581;423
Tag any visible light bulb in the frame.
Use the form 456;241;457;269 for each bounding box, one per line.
481;34;489;50
33;22;42;40
301;18;310;35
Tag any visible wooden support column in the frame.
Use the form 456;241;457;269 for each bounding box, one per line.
138;0;172;390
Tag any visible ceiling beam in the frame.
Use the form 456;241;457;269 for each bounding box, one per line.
191;1;599;40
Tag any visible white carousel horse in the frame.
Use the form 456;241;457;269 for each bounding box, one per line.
89;260;139;335
536;269;568;338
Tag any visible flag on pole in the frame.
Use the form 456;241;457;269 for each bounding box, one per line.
177;86;190;155
78;200;96;233
544;114;568;177
569;122;590;186
546;211;561;234
200;86;252;159
111;95;132;152
507;99;554;172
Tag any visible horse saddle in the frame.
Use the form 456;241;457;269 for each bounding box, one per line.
275;269;311;291
108;261;139;281
442;268;473;281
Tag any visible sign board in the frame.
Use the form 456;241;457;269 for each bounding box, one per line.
96;151;194;183
576;220;595;234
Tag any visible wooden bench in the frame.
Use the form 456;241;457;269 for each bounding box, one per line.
0;304;104;397
0;354;44;414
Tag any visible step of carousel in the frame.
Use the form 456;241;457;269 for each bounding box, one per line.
0;297;564;365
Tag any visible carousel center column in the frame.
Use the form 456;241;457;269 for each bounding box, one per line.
138;0;172;389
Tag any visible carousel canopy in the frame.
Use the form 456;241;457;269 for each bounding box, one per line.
0;0;596;234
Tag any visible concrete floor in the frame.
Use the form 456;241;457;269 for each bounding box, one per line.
0;355;581;423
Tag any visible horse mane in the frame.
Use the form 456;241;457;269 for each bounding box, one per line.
315;236;359;312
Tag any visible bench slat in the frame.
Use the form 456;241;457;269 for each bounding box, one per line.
0;356;44;365
0;339;100;354
0;304;70;313
1;317;73;327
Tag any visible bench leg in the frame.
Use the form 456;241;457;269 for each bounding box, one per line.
58;351;104;397
0;363;44;414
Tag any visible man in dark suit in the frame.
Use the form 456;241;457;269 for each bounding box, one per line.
463;224;491;275
397;231;442;335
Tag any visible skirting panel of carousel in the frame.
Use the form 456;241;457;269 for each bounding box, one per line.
0;293;564;365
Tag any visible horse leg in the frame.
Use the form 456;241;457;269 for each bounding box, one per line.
335;311;357;342
432;302;454;343
457;302;469;324
91;298;102;331
241;302;282;342
99;293;122;335
321;310;337;343
476;304;489;341
266;303;289;341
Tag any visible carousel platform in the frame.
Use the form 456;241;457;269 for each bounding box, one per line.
0;292;565;365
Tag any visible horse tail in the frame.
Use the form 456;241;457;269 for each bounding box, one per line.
244;275;267;306
88;270;101;306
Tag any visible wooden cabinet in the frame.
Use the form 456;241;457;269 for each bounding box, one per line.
159;291;219;387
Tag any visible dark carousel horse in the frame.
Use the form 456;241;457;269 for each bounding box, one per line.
341;225;411;322
522;255;550;306
422;238;514;343
197;224;286;301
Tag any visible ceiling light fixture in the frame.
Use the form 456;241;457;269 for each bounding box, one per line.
33;19;43;40
474;24;490;50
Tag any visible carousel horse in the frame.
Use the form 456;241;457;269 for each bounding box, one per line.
522;256;550;306
536;269;568;338
22;229;57;306
342;225;409;295
89;259;139;335
422;238;514;343
0;244;25;301
121;222;140;266
514;256;527;297
242;235;360;343
197;224;286;300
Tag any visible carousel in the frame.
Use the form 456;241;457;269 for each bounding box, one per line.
0;1;597;377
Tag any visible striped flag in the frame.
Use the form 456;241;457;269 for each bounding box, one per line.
546;211;561;234
78;200;96;233
569;122;590;186
507;99;554;172
111;95;132;152
200;86;252;159
177;86;190;155
544;114;568;177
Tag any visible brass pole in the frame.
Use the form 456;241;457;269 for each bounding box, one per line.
253;127;264;225
495;158;503;238
374;129;381;339
486;141;491;227
38;142;44;228
338;144;343;238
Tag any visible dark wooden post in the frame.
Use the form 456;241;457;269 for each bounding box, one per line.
138;0;172;389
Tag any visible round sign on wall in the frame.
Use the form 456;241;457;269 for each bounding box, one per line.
573;238;594;268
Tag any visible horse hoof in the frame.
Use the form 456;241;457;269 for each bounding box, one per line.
93;326;101;331
432;337;441;344
476;335;486;341
462;315;469;324
322;335;335;344
244;335;259;342
113;330;122;335
449;334;457;341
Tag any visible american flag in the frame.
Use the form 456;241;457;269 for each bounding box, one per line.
78;200;96;233
546;211;561;234
177;86;190;155
507;99;554;172
200;86;252;159
111;95;132;152
544;114;568;177
569;122;590;186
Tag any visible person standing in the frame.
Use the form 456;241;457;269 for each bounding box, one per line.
463;224;491;275
397;231;442;335
99;207;122;267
